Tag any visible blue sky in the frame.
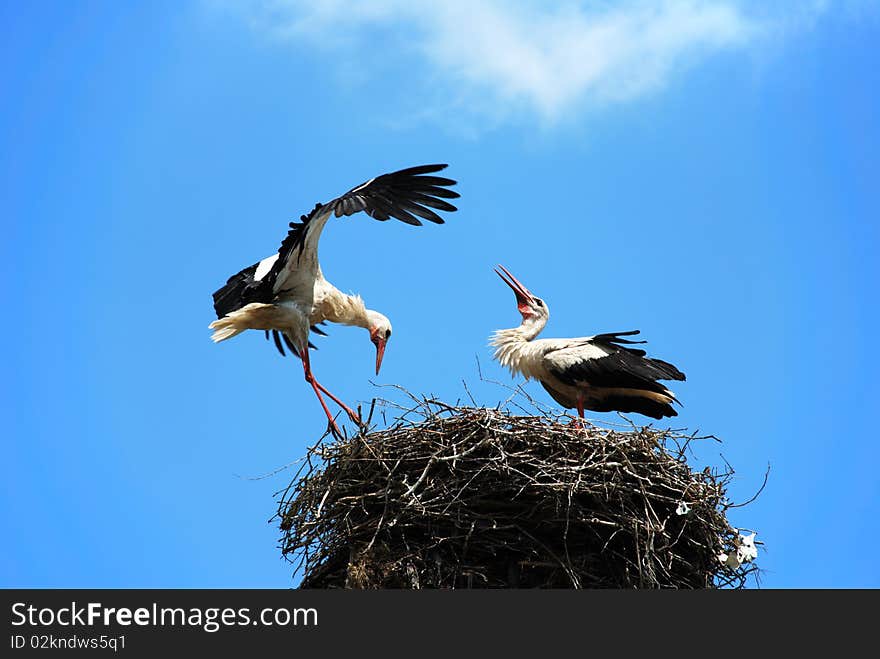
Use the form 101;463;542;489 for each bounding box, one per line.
2;1;878;588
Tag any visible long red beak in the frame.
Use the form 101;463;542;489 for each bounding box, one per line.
375;339;387;375
495;264;535;306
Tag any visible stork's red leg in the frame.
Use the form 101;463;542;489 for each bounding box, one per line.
313;381;362;425
301;349;362;431
568;395;586;431
300;350;343;436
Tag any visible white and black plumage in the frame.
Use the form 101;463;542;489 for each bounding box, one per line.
490;265;685;420
209;164;459;433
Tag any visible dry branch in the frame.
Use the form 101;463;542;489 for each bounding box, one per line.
275;395;759;589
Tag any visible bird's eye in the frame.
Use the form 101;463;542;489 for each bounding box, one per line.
535;299;544;307
385;329;392;339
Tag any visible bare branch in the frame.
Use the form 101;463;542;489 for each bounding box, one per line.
274;385;763;589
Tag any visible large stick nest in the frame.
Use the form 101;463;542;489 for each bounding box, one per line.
276;395;760;589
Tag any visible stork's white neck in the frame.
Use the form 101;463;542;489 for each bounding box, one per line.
489;315;548;379
324;291;369;328
318;286;385;331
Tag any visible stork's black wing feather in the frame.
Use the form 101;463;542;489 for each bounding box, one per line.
264;329;322;357
550;331;685;396
282;163;458;257
212;261;270;319
268;329;286;356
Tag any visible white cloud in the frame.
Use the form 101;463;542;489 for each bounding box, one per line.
221;0;869;126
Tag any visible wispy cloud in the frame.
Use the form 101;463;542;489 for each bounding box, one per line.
221;1;866;127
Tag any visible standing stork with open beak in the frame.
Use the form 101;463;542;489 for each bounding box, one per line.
209;164;459;435
490;265;686;420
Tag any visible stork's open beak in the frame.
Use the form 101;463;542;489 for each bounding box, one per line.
375;339;387;376
495;264;535;306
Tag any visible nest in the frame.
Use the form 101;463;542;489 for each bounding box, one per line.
276;394;760;589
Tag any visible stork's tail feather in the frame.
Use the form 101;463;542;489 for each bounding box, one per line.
209;316;246;343
208;302;277;343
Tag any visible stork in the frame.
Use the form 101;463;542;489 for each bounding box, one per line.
490;265;685;420
209;164;459;434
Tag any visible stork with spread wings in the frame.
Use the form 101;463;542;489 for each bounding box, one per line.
210;164;459;434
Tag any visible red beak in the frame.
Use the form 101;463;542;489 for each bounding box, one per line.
495;264;535;309
375;339;387;375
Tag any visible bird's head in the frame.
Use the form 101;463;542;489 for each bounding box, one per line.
495;264;550;323
366;311;393;375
